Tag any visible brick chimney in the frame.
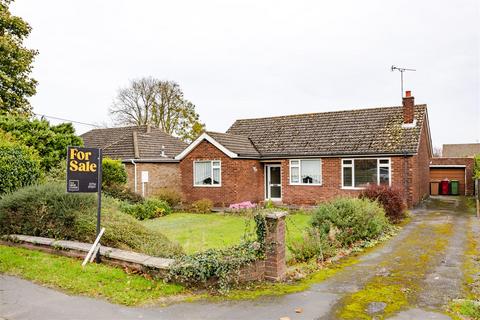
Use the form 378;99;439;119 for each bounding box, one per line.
402;90;415;124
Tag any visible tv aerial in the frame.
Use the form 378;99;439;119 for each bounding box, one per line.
391;65;416;99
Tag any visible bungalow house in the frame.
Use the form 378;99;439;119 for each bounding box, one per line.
176;91;433;207
81;125;187;197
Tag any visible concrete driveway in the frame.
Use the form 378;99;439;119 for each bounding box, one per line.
1;196;477;320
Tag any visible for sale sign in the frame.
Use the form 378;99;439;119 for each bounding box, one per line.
66;146;101;193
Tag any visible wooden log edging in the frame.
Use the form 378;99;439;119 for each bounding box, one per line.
1;235;174;277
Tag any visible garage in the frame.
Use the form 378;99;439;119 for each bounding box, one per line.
429;165;466;195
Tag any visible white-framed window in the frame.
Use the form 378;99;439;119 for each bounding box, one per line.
342;158;391;188
289;159;322;185
193;160;221;187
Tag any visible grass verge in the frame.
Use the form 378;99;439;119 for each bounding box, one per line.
0;245;185;306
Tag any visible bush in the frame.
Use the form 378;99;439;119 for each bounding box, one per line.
359;184;406;223
311;197;390;247
0;183;182;257
474;154;480;179
191;198;213;213
44;160;66;183
122;198;172;220
288;228;336;262
103;184;143;204
0;183;96;238
102;158;127;188
0;134;42;195
154;188;182;207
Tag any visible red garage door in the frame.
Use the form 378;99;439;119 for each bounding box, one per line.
429;167;466;195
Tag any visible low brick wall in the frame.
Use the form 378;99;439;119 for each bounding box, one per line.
2;212;288;285
237;260;266;282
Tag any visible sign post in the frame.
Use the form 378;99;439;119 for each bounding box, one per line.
66;146;103;262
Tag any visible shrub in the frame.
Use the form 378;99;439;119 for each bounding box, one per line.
154;188;182;207
44;160;66;183
359;184;406;223
0;183;182;257
0;183;96;238
103;184;143;204
102;157;127;187
191;198;213;213
474;154;480;179
0;133;42;195
122;198;172;220
311;197;390;247
288;228;336;262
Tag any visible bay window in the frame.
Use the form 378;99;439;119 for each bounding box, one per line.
289;159;322;185
342;158;390;188
194;160;221;186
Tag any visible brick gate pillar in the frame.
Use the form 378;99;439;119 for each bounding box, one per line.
264;211;287;281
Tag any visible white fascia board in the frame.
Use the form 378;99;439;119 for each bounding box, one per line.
175;132;238;160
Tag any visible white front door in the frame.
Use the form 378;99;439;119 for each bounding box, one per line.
266;165;282;201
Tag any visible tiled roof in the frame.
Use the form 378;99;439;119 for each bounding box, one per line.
81;125;187;160
442;144;480;158
226;105;428;157
206;132;260;157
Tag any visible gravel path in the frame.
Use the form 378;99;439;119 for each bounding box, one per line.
0;196;476;320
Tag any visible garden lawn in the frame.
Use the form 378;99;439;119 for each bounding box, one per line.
141;212;311;255
0;245;184;306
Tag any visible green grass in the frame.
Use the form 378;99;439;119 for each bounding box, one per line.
0;245;185;306
141;212;311;255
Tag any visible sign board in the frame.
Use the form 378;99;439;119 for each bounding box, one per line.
141;171;149;183
66;146;100;193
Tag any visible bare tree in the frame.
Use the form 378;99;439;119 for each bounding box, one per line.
433;146;442;157
109;77;204;142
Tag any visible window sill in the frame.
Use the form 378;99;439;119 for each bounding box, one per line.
193;185;222;188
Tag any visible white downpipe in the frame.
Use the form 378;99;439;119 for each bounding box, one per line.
131;159;138;193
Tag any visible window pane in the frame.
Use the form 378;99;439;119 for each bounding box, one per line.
270;185;281;198
212;161;220;167
343;166;352;187
379;159;389;164
354;159;377;187
291;160;299;166
343;159;352;165
194;161;212;185
301;160;321;184
212;167;220;185
270;166;281;184
291;166;299;183
379;166;389;185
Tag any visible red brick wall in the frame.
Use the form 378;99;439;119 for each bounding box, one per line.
411;122;432;205
179;140;263;206
430;157;475;195
180;139;431;208
124;162;181;197
280;157;417;207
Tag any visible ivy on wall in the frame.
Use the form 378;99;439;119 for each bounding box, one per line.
169;213;267;292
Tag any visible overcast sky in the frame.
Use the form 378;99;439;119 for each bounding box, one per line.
11;0;480;148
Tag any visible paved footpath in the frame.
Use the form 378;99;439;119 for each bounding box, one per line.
1;197;477;320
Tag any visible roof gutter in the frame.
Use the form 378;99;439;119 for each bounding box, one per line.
122;158;179;163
